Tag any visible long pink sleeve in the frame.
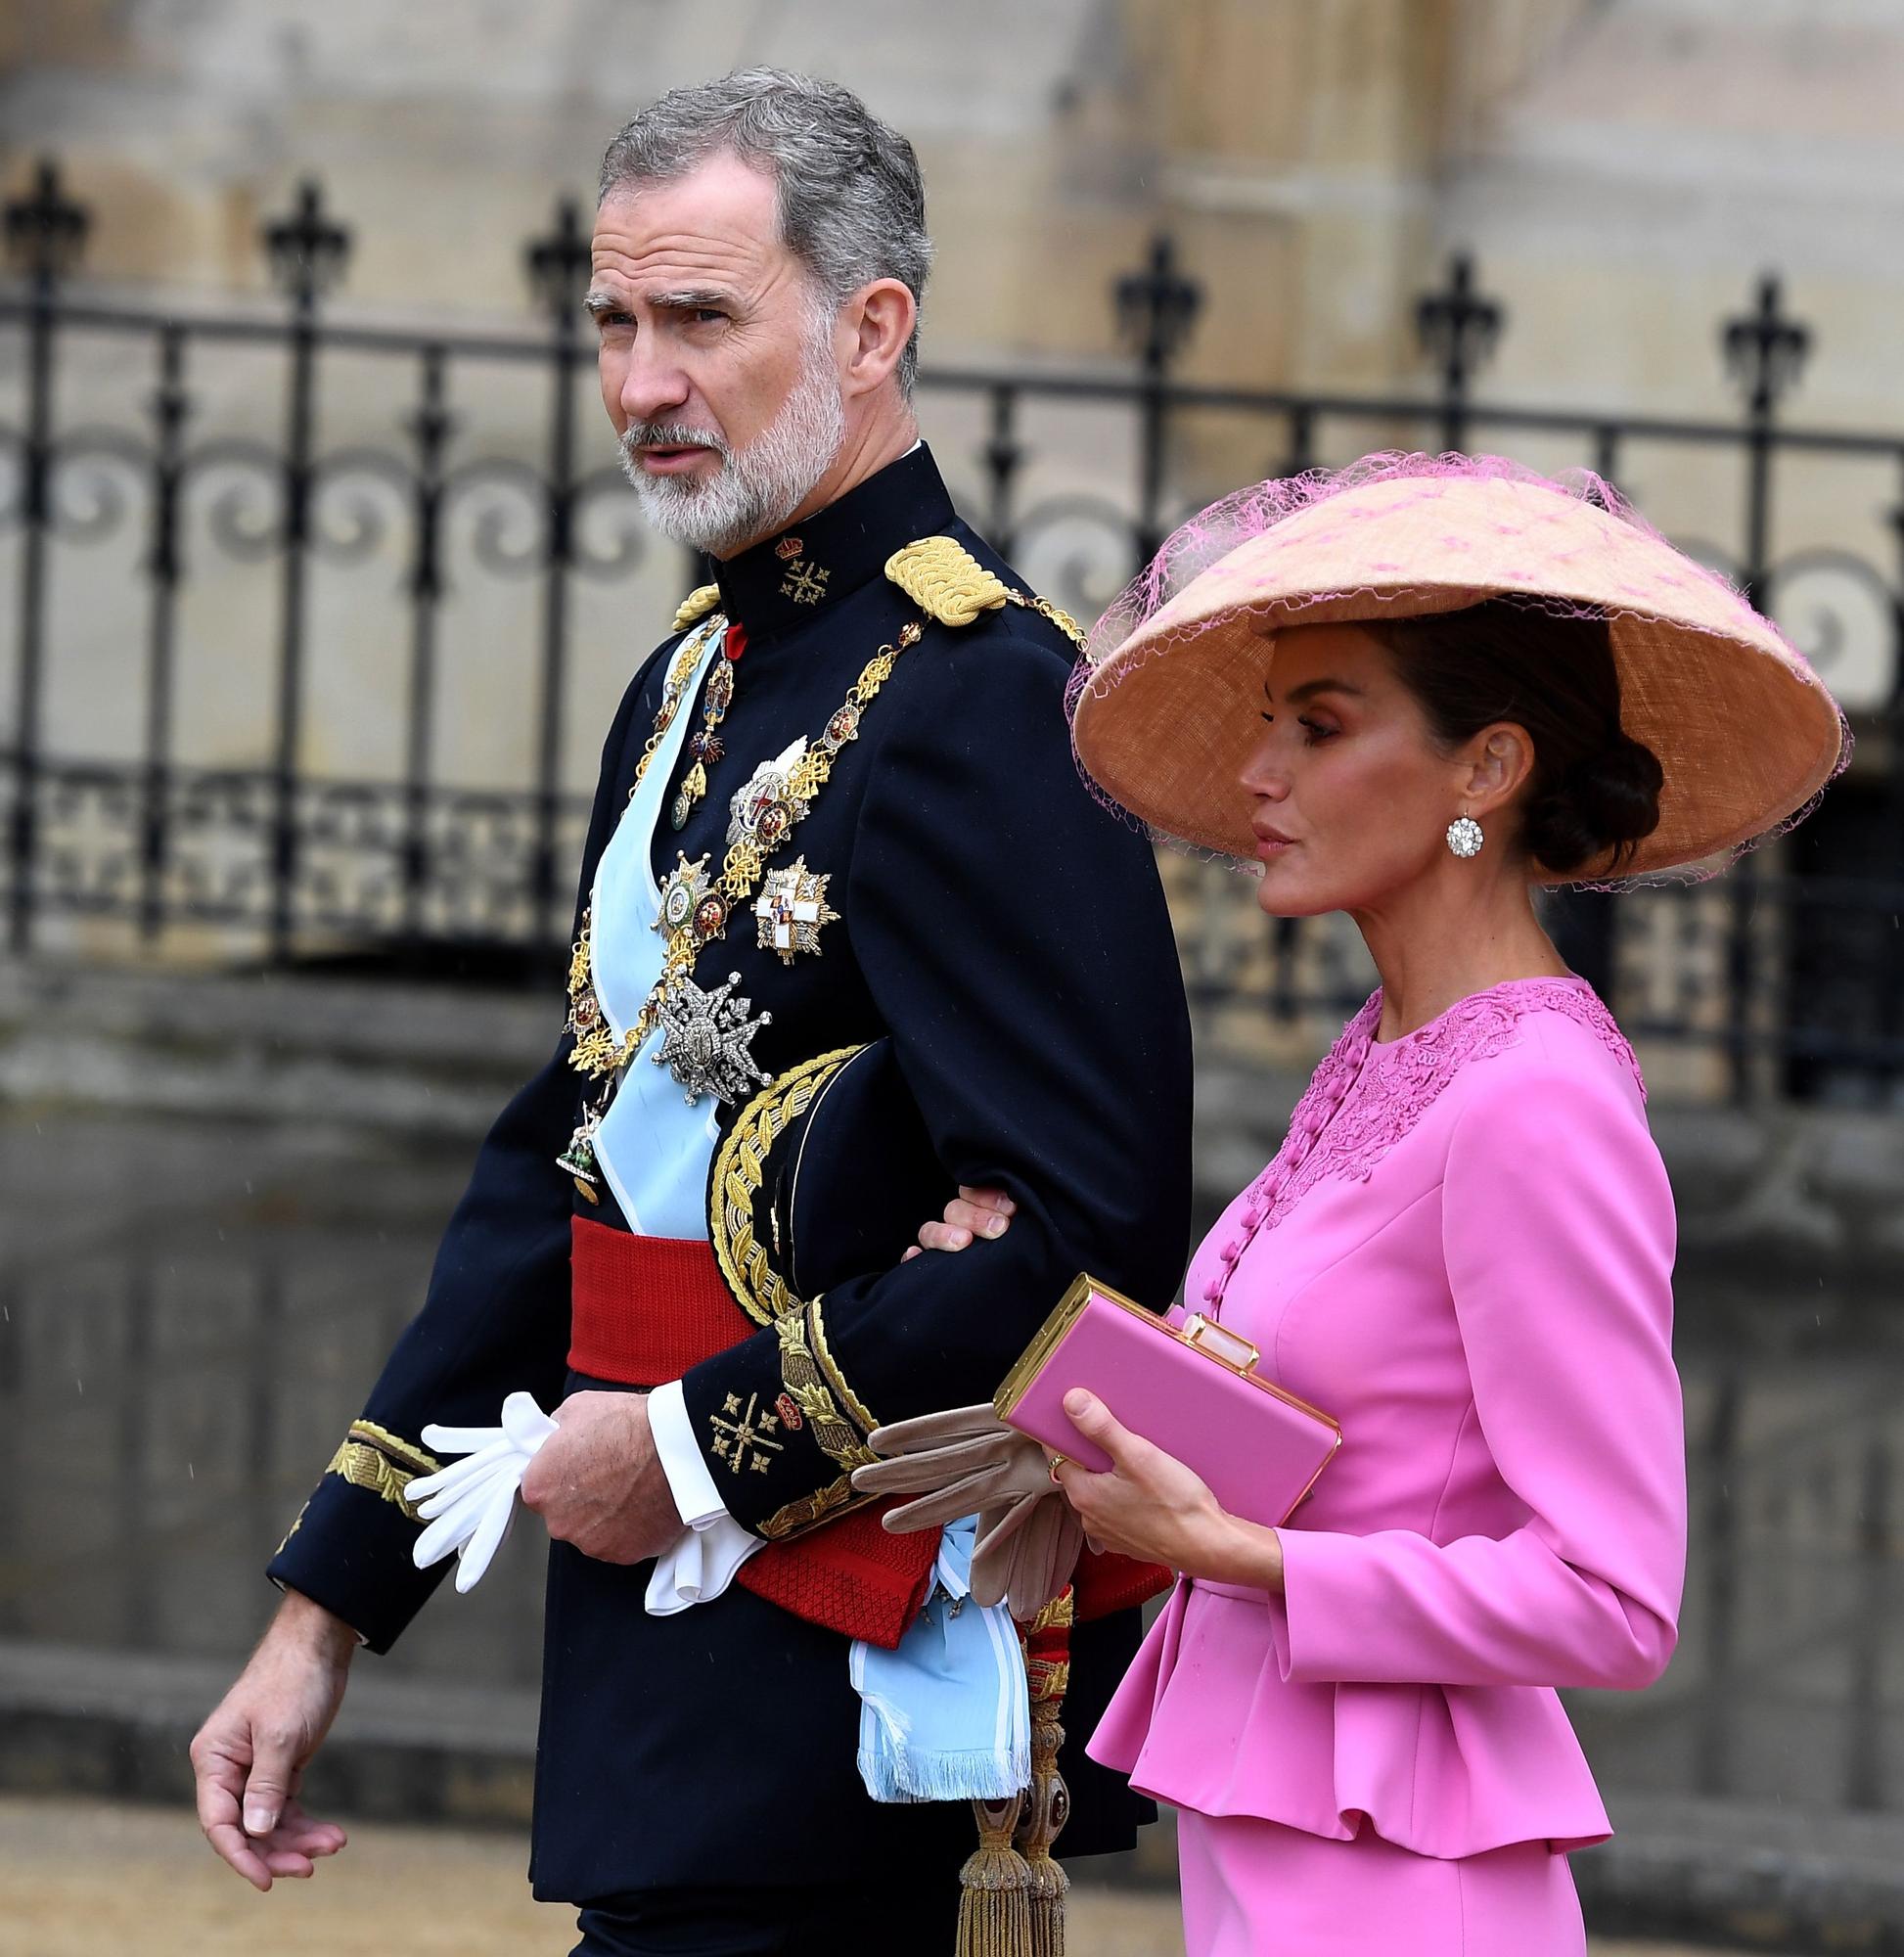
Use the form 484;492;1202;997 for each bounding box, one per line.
1277;1051;1685;1692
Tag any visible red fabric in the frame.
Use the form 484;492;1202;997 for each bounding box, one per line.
567;1218;938;1649
568;1221;744;1385
1073;1548;1173;1622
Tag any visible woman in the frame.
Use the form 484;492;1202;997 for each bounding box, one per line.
887;453;1844;1955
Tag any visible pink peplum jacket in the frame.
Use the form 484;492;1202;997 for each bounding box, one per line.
1089;976;1685;1859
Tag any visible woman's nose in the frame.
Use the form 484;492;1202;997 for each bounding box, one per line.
1239;737;1290;801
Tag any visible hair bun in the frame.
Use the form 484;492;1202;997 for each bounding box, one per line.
1526;731;1664;875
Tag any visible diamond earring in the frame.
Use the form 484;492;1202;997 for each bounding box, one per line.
1446;815;1484;859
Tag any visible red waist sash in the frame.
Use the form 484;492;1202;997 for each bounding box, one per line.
567;1216;937;1651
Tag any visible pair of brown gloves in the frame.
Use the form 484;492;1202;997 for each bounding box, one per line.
851;1406;1085;1620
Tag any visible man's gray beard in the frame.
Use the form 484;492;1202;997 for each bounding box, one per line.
619;332;846;558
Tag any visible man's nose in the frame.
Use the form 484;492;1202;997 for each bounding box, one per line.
618;346;692;426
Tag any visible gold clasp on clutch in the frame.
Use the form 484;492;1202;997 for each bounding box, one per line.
1180;1314;1260;1377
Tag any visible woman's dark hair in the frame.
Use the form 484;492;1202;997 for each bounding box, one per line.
1367;599;1664;875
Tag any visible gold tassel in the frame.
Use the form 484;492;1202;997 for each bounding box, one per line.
957;1793;1034;1957
1017;1700;1069;1957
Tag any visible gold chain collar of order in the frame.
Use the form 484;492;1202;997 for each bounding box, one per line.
557;616;924;1183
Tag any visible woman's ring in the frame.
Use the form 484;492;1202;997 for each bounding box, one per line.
1048;1454;1068;1484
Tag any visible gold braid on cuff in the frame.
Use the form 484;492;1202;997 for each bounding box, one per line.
323;1420;442;1523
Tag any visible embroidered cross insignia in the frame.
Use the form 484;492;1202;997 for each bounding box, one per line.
780;560;830;606
709;1390;785;1476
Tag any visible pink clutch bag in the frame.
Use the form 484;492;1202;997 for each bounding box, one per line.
993;1274;1341;1530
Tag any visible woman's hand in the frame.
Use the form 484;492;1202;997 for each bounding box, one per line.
1052;1389;1286;1593
901;1185;1015;1261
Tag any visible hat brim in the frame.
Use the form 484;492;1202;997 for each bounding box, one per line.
1070;478;1845;885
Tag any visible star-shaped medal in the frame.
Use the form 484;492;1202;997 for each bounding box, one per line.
651;971;774;1106
753;856;839;965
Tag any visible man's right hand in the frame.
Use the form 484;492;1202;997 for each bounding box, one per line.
190;1588;357;1890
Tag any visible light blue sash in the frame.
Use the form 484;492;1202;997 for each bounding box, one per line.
591;624;726;1239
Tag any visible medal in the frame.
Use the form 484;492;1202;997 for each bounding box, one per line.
753;857;838;965
728;737;812;852
652;971;775;1106
670;624;747;831
557;1100;606;1201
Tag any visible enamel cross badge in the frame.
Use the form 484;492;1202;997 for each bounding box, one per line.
752;856;838;965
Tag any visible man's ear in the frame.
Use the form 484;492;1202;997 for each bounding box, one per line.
839;278;916;399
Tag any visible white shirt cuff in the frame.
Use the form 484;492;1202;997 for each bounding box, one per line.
648;1379;731;1531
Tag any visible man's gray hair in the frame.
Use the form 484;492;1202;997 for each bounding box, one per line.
599;68;933;397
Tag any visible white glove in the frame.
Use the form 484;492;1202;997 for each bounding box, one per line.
403;1390;557;1594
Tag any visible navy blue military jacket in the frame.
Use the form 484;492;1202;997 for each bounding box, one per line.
269;445;1194;1898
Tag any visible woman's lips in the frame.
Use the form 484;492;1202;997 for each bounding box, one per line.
1253;828;1297;859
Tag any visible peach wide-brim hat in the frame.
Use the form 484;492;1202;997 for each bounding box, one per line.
1068;453;1846;885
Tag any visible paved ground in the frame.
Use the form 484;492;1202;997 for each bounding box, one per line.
0;1797;1785;1957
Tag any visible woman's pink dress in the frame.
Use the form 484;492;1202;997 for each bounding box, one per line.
1089;977;1686;1955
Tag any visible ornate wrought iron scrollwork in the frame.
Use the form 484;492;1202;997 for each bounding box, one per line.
441;456;551;579
43;430;151;544
568;464;648;581
185;438;290;564
1008;492;1143;629
304;448;416;568
1763;548;1895;713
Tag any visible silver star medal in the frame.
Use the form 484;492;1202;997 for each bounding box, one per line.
753;856;838;965
652;971;774;1106
727;736;811;855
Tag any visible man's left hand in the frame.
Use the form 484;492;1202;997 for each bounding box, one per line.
520;1390;682;1565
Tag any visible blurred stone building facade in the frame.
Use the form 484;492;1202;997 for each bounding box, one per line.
4;0;1901;784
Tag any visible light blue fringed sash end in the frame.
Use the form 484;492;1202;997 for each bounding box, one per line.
850;1516;1030;1803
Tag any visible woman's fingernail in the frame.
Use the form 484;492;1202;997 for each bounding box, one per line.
1064;1390;1090;1417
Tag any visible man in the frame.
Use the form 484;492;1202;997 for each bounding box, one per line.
191;68;1192;1954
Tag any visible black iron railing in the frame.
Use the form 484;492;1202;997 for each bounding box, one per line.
3;159;1903;1097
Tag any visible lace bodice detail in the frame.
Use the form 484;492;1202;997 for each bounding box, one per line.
1199;977;1643;1310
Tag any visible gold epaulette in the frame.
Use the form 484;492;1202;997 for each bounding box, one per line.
672;582;723;632
884;536;1086;648
885;536;1010;625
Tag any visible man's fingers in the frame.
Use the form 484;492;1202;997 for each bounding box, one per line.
241;1729;301;1841
204;1818;275;1891
917;1222;972;1252
956;1186;1016;1216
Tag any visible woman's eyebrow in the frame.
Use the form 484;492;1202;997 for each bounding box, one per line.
1265;678;1365;706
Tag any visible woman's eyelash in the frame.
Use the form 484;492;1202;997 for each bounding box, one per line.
1259;711;1338;741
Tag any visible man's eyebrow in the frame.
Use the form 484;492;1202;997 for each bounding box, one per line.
1252;677;1362;708
648;288;737;311
583;286;741;320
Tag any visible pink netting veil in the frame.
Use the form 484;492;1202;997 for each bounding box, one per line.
1066;450;1848;888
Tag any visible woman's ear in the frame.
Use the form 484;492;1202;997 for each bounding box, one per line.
1460;721;1537;818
